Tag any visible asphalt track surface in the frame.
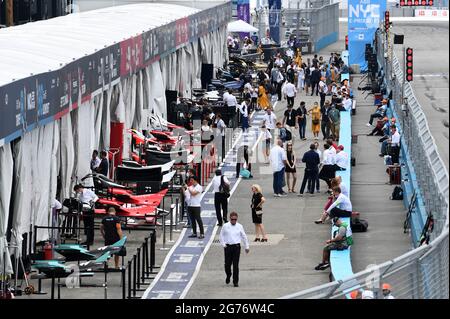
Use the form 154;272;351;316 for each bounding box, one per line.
392;21;449;169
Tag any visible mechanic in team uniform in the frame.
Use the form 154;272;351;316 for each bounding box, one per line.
100;207;124;268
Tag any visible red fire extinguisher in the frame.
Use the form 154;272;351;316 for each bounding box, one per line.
43;242;53;260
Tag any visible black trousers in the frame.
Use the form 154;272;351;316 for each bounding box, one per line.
300;168;318;194
321;121;330;139
83;212;95;244
311;82;319;95
329;207;352;218
390;145;400;164
369;113;383;125
277;83;282;101
214;192;228;225
287;96;295;107
224;244;241;285
319;92;326;108
188;206;204;235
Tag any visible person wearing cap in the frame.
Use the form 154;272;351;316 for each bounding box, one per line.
314;216;350;270
382;283;395;299
211;169;230;226
366;99;388;127
334;145;348;171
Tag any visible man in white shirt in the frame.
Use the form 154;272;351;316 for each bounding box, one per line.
282;80;297;108
262;108;277;134
318;77;328;108
185;176;204;239
74;184;99;246
238;99;250;133
214;114;227;161
219;211;250;287
223;89;238;128
90;150;101;172
342;95;353;111
389;125;401;164
315;186;352;223
274;55;285;69
319;143;336;191
212;169;230;226
269;139;288;197
334;145;348;171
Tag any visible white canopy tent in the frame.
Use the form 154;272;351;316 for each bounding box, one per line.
0;3;229;269
227;19;259;33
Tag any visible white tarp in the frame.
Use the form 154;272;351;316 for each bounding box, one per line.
227;19;259;33
0;3;200;87
0;144;13;275
0;4;228;254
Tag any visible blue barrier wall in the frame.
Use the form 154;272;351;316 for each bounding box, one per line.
387;104;427;247
315;32;339;53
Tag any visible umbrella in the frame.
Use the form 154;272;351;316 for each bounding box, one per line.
227;20;259;33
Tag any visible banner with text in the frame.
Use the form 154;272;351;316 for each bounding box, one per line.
348;0;386;71
268;0;281;44
237;0;251;39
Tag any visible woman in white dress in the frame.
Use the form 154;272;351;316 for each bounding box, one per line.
297;66;305;92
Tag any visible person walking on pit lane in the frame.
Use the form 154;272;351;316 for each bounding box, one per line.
250;185;268;242
185;176;205;239
212;169;230;227
296;101;308;141
219;212;250;287
308;102;321;140
270;139;288;197
298;143;321;196
100;207;124;269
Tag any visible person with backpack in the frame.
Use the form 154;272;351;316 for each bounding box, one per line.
315;216;353;270
276;122;290;144
212;169;231;226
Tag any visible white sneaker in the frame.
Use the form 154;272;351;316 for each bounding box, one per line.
274;193;280;197
366;123;372;127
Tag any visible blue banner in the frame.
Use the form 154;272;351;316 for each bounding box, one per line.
268;0;281;44
348;0;386;71
237;0;250;39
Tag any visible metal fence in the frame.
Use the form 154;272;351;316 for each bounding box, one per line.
376;29;449;240
281;28;449;299
282;225;449;299
252;1;339;53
